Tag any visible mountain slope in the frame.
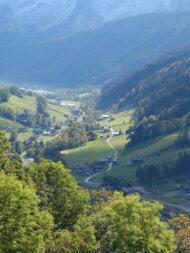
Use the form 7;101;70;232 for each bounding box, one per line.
98;45;190;119
1;12;190;89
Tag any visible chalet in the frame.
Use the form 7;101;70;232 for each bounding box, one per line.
129;132;135;137
72;110;82;116
33;128;43;135
75;164;93;176
94;164;105;171
71;117;78;122
131;157;145;165
75;164;88;170
68;104;75;108
42;131;51;136
49;101;59;105
101;126;110;133
102;114;110;119
98;156;112;165
113;131;120;137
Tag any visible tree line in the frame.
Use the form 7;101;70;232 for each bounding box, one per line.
136;151;190;181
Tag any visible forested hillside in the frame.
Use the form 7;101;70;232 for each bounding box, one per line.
98;45;190;113
1;12;190;88
98;45;190;183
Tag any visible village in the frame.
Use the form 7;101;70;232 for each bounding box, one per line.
74;156;113;176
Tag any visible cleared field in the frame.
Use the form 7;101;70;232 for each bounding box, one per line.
39;135;55;143
47;103;71;122
64;139;114;169
0;95;78;129
0;95;36;114
17;129;33;141
109;109;135;132
93;131;190;189
0;118;23;129
99;109;135;132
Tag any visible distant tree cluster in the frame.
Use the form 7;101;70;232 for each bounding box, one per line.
9;85;23;98
36;96;49;117
0;107;16;121
175;129;190;148
127;117;185;147
136;152;190;181
0;88;10;103
102;175;131;190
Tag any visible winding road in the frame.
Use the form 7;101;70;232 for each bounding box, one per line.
82;127;118;188
143;197;190;213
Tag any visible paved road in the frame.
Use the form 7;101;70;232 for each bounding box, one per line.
144;197;190;213
82;126;118;188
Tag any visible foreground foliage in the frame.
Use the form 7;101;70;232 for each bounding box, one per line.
0;172;53;252
0;130;189;252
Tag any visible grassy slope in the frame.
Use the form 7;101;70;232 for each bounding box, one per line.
0;95;36;114
0;95;77;129
65;139;114;169
99;109;135;132
92;128;190;208
65;109;135;170
0;118;22;129
93;132;183;183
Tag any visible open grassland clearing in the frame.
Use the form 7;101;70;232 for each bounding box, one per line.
93;131;190;190
109;109;135;132
64;139;114;169
0;118;22;129
47;103;72;122
99;109;135;132
0;95;36;114
0;95;78;129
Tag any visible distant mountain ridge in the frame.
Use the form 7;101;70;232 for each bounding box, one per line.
1;12;190;89
1;0;190;34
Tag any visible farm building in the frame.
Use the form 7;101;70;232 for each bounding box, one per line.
102;114;110;119
131;157;145;165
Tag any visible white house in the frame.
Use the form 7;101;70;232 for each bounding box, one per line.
68;104;75;108
102;114;110;119
113;131;120;137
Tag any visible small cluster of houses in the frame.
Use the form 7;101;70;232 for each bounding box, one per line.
75;156;113;176
49;99;78;111
60;102;76;109
26;124;62;144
